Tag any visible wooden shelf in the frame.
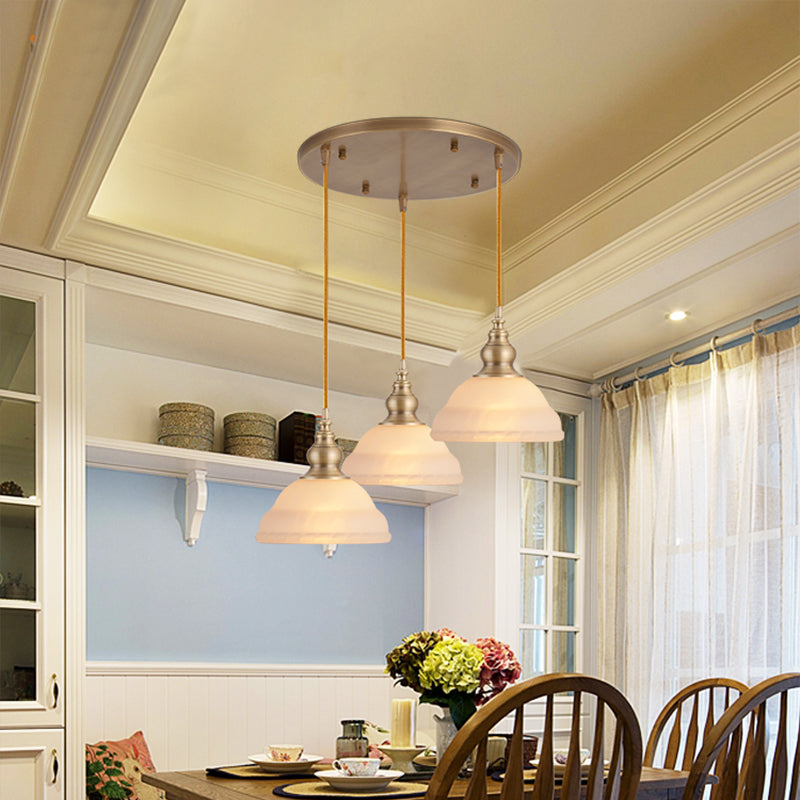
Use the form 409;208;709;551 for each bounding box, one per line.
86;436;458;545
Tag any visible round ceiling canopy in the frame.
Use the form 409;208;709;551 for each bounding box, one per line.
297;117;521;201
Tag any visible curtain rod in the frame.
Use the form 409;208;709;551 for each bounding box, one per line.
591;304;800;396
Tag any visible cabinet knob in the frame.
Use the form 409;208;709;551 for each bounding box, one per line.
50;748;59;784
51;673;59;709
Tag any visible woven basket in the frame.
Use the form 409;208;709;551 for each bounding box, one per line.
158;402;215;450
224;412;277;459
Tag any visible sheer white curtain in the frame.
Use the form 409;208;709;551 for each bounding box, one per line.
597;325;800;732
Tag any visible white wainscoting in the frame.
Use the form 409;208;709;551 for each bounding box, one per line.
85;662;434;771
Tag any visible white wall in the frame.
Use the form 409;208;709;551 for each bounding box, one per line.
82;336;513;766
85;344;385;447
427;442;499;639
421;352;506;640
84;663;437;770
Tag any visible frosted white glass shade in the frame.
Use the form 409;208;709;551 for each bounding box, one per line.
343;423;463;485
256;477;390;544
430;375;564;442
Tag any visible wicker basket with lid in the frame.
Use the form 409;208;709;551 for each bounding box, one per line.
158;402;215;451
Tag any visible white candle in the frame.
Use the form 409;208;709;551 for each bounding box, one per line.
391;698;415;747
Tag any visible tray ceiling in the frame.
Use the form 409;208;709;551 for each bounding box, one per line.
0;0;798;389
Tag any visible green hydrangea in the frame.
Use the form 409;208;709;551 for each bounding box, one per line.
418;638;483;695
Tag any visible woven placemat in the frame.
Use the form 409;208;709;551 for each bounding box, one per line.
206;765;321;779
273;781;428;799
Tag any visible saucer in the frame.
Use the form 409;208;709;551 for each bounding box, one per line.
315;769;404;791
249;753;323;773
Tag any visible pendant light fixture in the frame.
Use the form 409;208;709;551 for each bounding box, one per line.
343;193;462;486
256;144;390;546
430;149;564;442
295;117;562;454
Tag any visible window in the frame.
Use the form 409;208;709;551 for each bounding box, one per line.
495;382;594;682
597;323;800;730
519;413;582;677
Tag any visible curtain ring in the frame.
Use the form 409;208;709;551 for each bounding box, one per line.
603;377;617;394
634;366;646;382
751;318;763;336
709;335;720;353
669;351;684;368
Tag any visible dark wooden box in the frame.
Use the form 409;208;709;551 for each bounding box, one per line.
278;411;317;464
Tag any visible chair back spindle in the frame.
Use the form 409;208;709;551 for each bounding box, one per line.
426;674;643;800
681;673;800;800
645;677;748;772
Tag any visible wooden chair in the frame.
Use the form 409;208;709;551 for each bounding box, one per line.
681;673;800;800
425;674;643;800
644;677;748;770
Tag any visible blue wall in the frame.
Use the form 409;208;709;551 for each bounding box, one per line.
86;468;425;663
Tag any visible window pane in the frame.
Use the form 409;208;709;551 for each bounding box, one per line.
553;483;577;552
0;505;36;601
521;478;546;548
553;413;577;479
0;296;36;394
0;398;36;497
522;442;547;474
521;554;546;625
552;557;576;626
0;608;36;700
552;631;577;673
520;629;546;678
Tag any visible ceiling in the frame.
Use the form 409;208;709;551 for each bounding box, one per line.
0;0;798;394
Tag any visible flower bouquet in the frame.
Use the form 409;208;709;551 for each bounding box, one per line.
385;628;521;728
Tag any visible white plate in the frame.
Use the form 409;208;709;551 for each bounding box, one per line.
315;769;404;791
248;754;323;773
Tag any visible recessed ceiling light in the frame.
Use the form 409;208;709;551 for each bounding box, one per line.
667;310;688;321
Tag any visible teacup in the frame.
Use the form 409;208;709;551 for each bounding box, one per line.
267;744;304;762
332;757;381;777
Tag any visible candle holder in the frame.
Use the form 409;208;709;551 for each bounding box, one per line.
377;745;427;774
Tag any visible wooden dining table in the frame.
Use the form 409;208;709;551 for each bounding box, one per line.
144;765;702;800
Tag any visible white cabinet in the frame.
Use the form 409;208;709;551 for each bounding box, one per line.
0;728;64;800
0;265;65;795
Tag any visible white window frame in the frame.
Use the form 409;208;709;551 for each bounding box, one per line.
494;377;598;681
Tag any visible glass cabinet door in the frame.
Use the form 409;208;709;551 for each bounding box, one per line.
0;268;63;727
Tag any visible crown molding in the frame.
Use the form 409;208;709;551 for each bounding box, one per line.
44;0;185;250
122;143;495;272
523;370;593;399
0;244;64;278
533;223;800;381
504;56;800;274
59;220;481;352
76;262;459;366
462;134;800;358
0;0;64;228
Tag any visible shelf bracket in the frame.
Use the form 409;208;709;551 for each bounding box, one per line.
185;469;208;546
